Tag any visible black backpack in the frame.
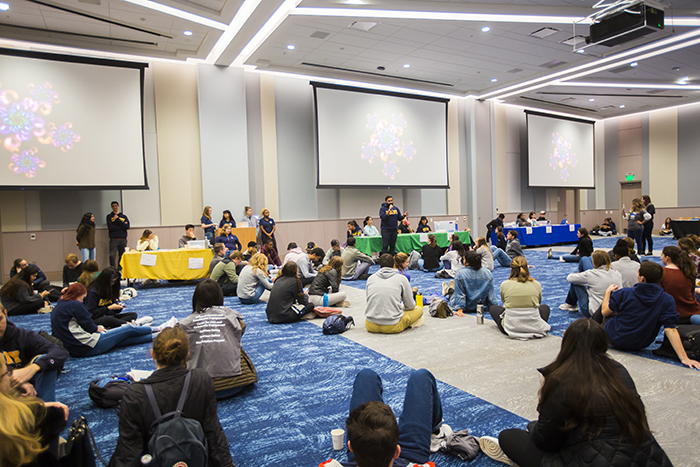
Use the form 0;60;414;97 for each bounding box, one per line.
652;325;700;361
89;376;132;409
145;372;208;467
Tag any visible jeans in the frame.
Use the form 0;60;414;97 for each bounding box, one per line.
690;314;700;325
579;256;593;272
80;248;96;262
343;261;371;281
239;283;266;304
417;259;440;272
204;231;214;246
109;238;127;270
490;246;511;267
30;355;59;402
381;229;398;255
550;254;579;262
628;229;644;256
81;325;153;357
565;284;590;317
348;369;443;464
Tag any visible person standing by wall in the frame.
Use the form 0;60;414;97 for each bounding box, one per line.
107;201;129;270
379;195;408;255
76;212;96;262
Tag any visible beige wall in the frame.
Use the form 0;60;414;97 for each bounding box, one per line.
617;115;642;182
649;108;678;208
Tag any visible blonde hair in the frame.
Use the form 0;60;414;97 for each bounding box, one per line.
394;252;409;271
624;237;636;255
246;244;258;256
476;237;493;258
64;254;79;264
215;223;231;238
202;206;212;218
592;250;611;270
139;229;152;242
319;256;344;284
249;253;268;275
509;256;533;282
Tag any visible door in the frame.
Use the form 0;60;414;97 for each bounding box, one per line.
620;182;642;233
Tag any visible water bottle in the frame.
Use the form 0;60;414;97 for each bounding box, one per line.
476;301;484;325
323;294;329;307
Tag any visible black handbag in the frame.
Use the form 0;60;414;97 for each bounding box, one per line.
60;416;107;467
652;325;700;361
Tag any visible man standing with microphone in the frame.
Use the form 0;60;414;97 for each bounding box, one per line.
379;195;408;255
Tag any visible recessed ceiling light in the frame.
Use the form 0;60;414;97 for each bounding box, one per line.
672;66;681;71
0;2;9;11
403;63;410;68
577;49;585;54
589;98;595;101
345;0;365;4
183;30;193;36
491;78;497;82
630;62;638;67
287;44;295;50
481;26;490;32
619;104;625;108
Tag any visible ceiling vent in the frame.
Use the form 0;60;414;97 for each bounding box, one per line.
310;31;330;39
508;68;523;74
348;21;378;32
539;59;566;69
530;27;559;38
561;35;587;46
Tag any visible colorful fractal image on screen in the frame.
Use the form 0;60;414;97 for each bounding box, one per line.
360;112;416;180
549;131;577;182
0;81;80;178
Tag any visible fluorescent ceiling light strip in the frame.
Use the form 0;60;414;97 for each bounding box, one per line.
667;17;700;27
290;7;589;24
479;27;700;99
122;0;227;30
205;0;263;64
553;81;700;90
232;0;302;67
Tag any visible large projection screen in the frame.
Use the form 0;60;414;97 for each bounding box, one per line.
0;49;147;189
527;111;595;188
313;83;449;188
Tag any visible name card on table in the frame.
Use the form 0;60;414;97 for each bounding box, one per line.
189;257;204;270
419;233;429;243
140;254;157;267
525;227;533;235
569;224;576;232
546;226;552;234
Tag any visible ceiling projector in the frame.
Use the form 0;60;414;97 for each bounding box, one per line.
586;0;665;47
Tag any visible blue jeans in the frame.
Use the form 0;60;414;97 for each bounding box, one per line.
82;325;153;357
490;246;511;267
239;283;266;304
690;314;700;325
550;254;579;262
80;248;96;262
30;355;59;402
204;231;215;245
348;369;442;464
628;229;643;256
417;259;440;272
564;256;594;317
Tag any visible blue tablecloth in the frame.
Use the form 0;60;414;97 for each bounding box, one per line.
491;224;580;247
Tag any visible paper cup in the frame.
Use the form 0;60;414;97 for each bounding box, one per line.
125;247;131;252
331;428;345;450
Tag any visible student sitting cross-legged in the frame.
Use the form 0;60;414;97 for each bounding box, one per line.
559;251;622;318
364;254;423;334
265;262;315;323
444;251;495;317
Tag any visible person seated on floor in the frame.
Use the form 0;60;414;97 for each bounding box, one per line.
490;230;522;268
265;262;315;324
394;253;412;283
283;242;305;265
85;267;139;329
178;224;197;248
363;216;380;237
677;237;700;280
109;326;233;467
261;238;282;268
610;239;641;288
487;256;550;340
594;261;700;369
211;251;243;297
0;354;70;467
306;242;324;270
494;226;507;251
398;218;413;234
10;259;50;293
439;240;465;274
179;279;256;399
209;243;227;276
486;213;505;245
347;220;363;238
51;284;174;358
559;251;622;318
297;247;324;287
419;234;442;272
475;236;494;271
237;253;273;305
547;227;593;263
341;237;374;281
219;209;236;229
516;212;528;227
608;237;641;264
659;246;700;324
536;211;547;222
309;256;349;308
318;368;446;467
243;241;258;261
62;254;84;288
447;251;495;317
0;266;51;316
215;224;242;253
365;254;422;334
416;216;431;233
599;217;617;236
0;305;69;401
78;259;100;287
659;217;673;236
485;318;673;467
136;229;159;252
322;239;344;266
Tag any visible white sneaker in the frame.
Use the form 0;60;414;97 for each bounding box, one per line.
38;305;54;314
134;316;154;326
430;423;453;453
479;436;516;466
442;281;449;296
559;303;579;312
157;317;178;331
559;257;565;262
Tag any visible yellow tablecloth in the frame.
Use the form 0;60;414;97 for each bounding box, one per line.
120;249;214;280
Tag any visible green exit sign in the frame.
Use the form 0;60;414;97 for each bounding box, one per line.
626;174;635;181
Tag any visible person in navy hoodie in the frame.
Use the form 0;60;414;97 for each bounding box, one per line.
379;195;408;256
107;201;130;270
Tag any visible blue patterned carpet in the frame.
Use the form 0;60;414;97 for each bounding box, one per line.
8;235;681;466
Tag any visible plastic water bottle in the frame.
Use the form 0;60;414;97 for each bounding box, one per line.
323;294;329;307
476;301;484;325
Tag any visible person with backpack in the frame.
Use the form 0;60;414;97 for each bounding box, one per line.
108;327;234;467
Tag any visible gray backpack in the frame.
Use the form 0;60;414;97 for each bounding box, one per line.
408;250;422;270
145;371;208;467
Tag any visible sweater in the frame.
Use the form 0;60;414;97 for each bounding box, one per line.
363;224;380;237
476;245;494;271
237;266;272;300
1;281;43;312
421;244;443;270
76;224;95;249
106;212;129;238
365;268;415;326
50;299;100;356
610;257;640;288
567;267;622;314
571;237;593;257
659;267;700;319
506;239;524;259
322;246;344;266
309;269;340;296
500;280;542;309
341;247;373;278
440;250;463;271
10;264;47;288
379;202;404;230
261;244;282;267
215;234;241;252
62;262;84;287
0;320;68;375
211;258;239;286
136;236;159;251
265;276;311;324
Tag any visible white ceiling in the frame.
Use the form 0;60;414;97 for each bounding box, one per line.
1;0;699;118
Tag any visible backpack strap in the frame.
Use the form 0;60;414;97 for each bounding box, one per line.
146;371;193;428
175;371;193;413
145;382;162;420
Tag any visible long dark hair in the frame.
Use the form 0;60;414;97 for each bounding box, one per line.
0;265;38;298
277;261;304;299
10;258;24;276
662;245;697;281
538;319;650;445
192;279;224;312
87;267;120;302
78;212;94;230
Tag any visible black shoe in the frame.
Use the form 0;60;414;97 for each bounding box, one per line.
647;251;653;256
358;273;370;280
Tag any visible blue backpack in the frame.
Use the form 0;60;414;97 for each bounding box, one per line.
322;315;355;335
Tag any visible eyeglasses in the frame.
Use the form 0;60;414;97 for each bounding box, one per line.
0;368;13;378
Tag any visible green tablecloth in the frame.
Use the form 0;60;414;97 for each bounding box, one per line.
355;231;471;255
